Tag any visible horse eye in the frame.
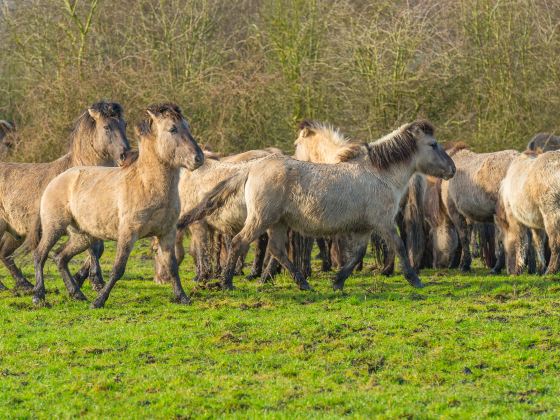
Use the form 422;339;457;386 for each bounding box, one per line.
104;125;110;131
169;126;178;133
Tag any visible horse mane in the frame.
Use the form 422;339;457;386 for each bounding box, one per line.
137;103;184;137
443;141;469;156
367;120;433;170
297;120;364;162
69;101;124;155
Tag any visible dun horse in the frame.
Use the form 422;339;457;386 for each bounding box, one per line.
184;121;455;290
0;102;130;292
153;147;281;284
496;151;558;275
440;145;518;272
293;120;427;275
29;103;204;308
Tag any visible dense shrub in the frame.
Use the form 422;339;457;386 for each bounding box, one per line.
1;0;559;161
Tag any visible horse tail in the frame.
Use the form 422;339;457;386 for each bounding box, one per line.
21;213;42;252
403;175;426;270
177;171;248;229
479;222;497;268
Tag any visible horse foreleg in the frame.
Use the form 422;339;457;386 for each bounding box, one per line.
381;226;423;288
154;231;190;304
33;225;67;304
91;233;137;309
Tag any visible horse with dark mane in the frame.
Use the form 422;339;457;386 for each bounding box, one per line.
182;120;455;291
0;102;131;292
29;103;203;308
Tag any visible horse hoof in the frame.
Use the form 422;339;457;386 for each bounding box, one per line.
298;282;313;291
406;275;424;288
90;300;104;309
245;273;259;281
32;295;45;305
409;280;425;288
177;295;191;305
332;283;344;292
222;283;235;291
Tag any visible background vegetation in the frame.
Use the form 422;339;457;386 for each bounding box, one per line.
1;0;560;161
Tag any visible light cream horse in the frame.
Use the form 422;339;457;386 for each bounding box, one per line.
441;146;519;271
184;121;455;290
496;151;558;275
294;120;427;273
29;103;204;308
0;102;131;292
153;147;282;284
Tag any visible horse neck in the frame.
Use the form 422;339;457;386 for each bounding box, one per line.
364;144;417;193
381;161;417;194
135;141;180;192
68;131;113;167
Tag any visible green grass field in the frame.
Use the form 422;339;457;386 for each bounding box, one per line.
1;239;559;418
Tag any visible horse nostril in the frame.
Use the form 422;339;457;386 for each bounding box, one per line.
120;152;127;161
194;153;203;164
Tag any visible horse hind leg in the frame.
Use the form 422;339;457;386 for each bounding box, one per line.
53;232;93;301
267;224;311;291
74;241;105;291
247;233;268;280
333;233;369;291
380;226;423;288
531;229;547;275
91;232;137;309
154;231;190;305
0;235;34;291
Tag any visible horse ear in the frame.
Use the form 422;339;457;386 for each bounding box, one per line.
88;108;102;120
301;127;314;137
147;110;158;122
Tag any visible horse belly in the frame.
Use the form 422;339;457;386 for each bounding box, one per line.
455;190;496;222
282;198;374;236
70;198;120;241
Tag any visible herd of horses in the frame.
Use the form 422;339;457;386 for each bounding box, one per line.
0;101;559;308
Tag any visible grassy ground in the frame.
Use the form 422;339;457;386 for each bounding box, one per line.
1;239;560;418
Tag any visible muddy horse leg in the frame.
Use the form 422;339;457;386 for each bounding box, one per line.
32;224;67;304
0;235;33;290
53;232;93;301
267;225;311;290
380;226;423;288
332;234;369;291
91;233;137;309
154;231;190;304
247;233;268;280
